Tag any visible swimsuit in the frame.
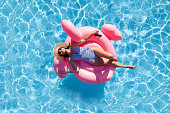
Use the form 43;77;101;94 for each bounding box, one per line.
71;47;98;63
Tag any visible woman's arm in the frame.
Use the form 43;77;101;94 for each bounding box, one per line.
72;30;99;47
82;30;99;42
60;57;79;74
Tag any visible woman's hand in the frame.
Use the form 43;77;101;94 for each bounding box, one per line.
60;70;67;74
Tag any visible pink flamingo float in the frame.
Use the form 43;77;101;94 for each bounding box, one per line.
53;20;122;84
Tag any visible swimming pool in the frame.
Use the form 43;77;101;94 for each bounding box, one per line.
0;0;169;112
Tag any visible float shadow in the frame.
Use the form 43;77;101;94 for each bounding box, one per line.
60;74;105;99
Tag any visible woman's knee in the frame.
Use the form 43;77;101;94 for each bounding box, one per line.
107;53;113;58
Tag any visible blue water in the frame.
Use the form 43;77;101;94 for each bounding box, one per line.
0;0;169;112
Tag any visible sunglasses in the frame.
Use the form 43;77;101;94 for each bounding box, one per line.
58;47;62;55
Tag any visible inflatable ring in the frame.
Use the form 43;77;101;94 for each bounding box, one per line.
53;20;122;84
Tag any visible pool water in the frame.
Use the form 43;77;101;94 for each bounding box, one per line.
0;0;169;113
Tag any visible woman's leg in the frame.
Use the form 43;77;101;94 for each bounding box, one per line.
91;47;118;60
90;57;135;69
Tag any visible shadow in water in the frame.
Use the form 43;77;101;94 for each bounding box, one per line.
60;74;105;99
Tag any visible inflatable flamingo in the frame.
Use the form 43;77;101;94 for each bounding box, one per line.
53;20;122;84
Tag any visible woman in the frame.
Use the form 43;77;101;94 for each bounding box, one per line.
53;30;135;74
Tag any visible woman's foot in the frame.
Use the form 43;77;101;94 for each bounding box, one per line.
129;66;135;69
125;65;135;69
